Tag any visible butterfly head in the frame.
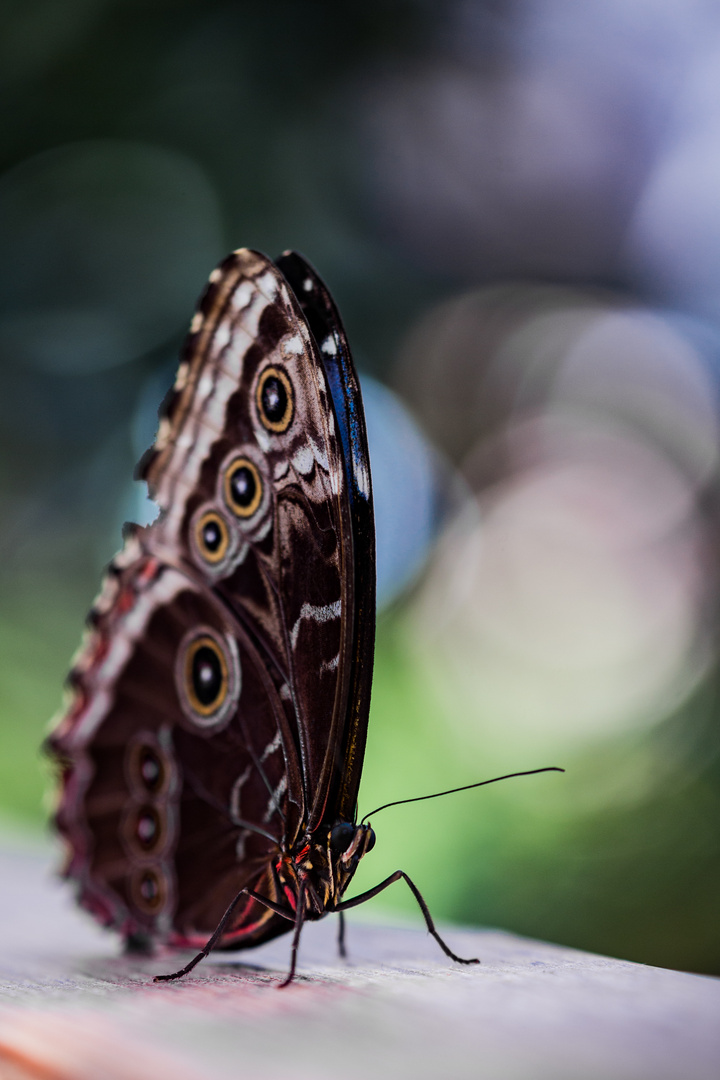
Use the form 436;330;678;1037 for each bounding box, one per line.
326;820;376;902
280;821;375;916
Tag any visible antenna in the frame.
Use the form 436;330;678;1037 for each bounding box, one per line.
360;767;564;823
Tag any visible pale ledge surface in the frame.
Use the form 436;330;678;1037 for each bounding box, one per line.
0;839;718;1080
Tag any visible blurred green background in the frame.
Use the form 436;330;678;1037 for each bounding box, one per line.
1;0;719;977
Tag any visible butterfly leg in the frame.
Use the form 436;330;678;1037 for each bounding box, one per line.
278;877;308;988
337;909;347;960
335;871;480;967
153;888;294;983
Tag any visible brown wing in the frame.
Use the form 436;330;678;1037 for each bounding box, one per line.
47;248;370;950
138;249;355;830
275;251;376;827
49;528;301;947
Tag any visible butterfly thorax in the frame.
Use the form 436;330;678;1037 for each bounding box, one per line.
276;822;376;919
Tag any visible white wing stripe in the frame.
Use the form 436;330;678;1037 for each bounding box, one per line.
290;600;341;649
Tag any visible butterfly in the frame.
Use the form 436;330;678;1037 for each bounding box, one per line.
46;248;480;985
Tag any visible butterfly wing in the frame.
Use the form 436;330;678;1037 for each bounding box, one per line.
140;250;365;825
48;249;375;950
275;251;375;827
49;528;301;947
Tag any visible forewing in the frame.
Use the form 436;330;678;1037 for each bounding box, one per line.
276;251;376;825
139;250;355;828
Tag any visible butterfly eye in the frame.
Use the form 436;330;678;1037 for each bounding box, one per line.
223;457;263;518
194;510;230;562
364;827;376;853
330;822;355;853
256;366;294;433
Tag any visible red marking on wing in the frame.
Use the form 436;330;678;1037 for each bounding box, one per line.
294;844;310;863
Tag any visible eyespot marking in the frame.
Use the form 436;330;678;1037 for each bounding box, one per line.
223;457;263;519
194;510;231;563
185;636;227;715
176;628;241;730
130;805;164;854
256;366;294;433
131;867;167;915
127;741;171;798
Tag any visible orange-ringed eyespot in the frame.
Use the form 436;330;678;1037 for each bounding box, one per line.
223;458;262;518
138;747;163;793
194;510;230;563
176;626;240;731
134;868;164;912
256;366;293;433
184;635;228;716
135;806;162;851
127;740;170;798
